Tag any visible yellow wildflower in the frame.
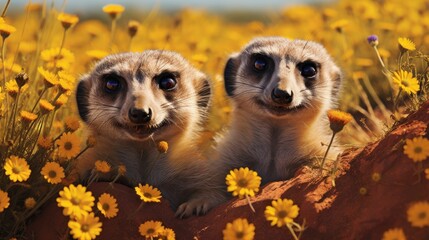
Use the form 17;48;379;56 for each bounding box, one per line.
57;13;79;29
371;172;381;182
56;132;81;160
223;218;255;240
37;67;58;88
128;20;140;38
135;183;162;202
94;160;111;173
0;189;10;213
36;137;50;149
392;70;420;95
138;220;164;239
39;99;55;114
382;228;406;240
64;116;80;132
407;201;429;227
159;228;176;240
86;135;97;148
102;4;125;19
41;48;75;70
0;22;16;38
5;80;19;98
398;37;416;52
265;198;300;227
157;141;169;153
97;193;119;219
68;212;102;240
403;137;429;162
118;164;126;176
54;94;69;108
20;111;38;123
4;155;31;182
327;109;353;133
41;162;65;184
24;197;37;209
57;184;95;218
226;167;262;199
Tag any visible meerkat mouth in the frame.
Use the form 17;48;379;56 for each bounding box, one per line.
255;98;306;116
114;120;170;139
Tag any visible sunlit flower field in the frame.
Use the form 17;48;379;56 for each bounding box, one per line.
0;0;428;239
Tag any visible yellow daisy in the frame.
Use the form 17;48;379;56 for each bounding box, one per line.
223;218;255;240
4;155;31;182
381;228;406;240
94;160;111;173
265;198;300;227
102;4;125;19
57;12;79;29
226;167;262;199
57;184;95;218
5;80;19;98
403;137;429;162
40;162;65;184
128;20;140;38
0;22;16;38
37;135;52;149
54;94;69;108
20;110;38;123
159;227;176;240
68;212;102;240
97;193;119;219
24;197;37;209
37;66;58;88
39;99;55;114
138;220;164;238
407;201;429;228
135;183;162;202
40;47;75;70
56;132;81;160
398;37;416;52
327;109;353;133
392;70;420;95
0;189;10;213
157;141;169;153
64;116;80;132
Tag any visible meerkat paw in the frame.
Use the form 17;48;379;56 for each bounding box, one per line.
175;198;212;218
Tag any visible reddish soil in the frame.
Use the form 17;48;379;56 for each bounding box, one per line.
27;102;429;240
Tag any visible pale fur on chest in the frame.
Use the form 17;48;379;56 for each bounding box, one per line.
217;108;336;184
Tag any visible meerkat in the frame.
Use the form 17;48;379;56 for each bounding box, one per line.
75;50;222;217
214;36;343;185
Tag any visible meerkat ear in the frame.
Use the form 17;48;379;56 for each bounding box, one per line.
223;54;240;97
75;75;91;122
195;73;211;111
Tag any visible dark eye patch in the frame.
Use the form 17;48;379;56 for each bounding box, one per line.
155;71;179;91
297;61;319;79
250;53;272;73
102;73;123;93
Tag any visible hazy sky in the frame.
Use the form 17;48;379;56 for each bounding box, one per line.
9;0;334;11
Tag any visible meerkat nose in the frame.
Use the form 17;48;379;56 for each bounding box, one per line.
128;107;152;124
271;87;293;104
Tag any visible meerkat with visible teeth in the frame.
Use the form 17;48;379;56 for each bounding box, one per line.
75;50;222;217
215;37;343;185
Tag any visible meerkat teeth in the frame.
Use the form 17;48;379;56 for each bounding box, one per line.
74;50;218;217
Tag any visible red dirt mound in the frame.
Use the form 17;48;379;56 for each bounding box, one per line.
27;102;429;239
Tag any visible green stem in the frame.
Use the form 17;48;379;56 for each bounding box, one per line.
55;29;67;69
373;46;386;69
286;223;299;240
109;19;117;51
30;87;48;112
320;131;336;174
245;194;255;213
393;88;402;112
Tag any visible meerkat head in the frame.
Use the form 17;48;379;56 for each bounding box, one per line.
224;37;341;120
76;50;210;141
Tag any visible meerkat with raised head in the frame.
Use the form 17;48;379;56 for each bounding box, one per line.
214;36;343;185
75;50;222;217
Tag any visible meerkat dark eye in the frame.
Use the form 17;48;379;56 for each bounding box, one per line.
298;61;318;79
103;74;122;93
158;74;177;91
254;58;267;71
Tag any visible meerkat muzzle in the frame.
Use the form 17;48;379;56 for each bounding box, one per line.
128;107;152;124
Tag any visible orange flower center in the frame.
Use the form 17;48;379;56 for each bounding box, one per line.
81;224;89;232
418;211;427;219
102;203;110;211
237;179;248;188
48;170;57;178
277;210;287;218
144;192;152;198
64;142;72;150
12;167;21;174
235;231;244;238
401;80;409;87
414;146;422;154
147;228;155;234
71;197;80;205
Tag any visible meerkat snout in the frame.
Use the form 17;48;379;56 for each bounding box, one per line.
271;87;293;104
128;107;152;124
